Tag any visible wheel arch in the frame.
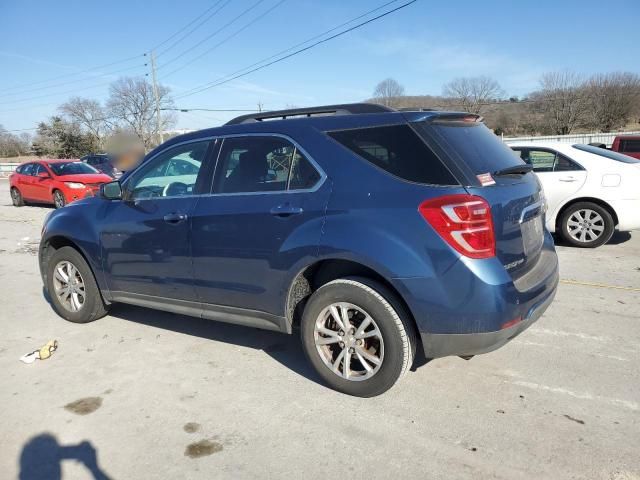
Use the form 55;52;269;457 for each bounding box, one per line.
285;258;419;338
554;196;619;232
40;235;110;303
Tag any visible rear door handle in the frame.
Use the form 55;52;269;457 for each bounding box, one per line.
559;176;577;182
163;212;188;224
270;204;303;217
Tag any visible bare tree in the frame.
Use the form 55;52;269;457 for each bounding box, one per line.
583;72;640;132
373;78;405;107
59;97;110;150
0;125;31;157
106;77;176;149
442;76;504;115
531;71;588;135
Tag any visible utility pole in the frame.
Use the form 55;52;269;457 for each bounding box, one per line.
150;51;163;144
257;101;263;112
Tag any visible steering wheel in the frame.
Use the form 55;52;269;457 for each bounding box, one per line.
162;182;189;197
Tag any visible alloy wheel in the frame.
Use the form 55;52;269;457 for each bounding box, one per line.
54;191;65;208
567;209;605;243
314;302;384;381
52;261;86;312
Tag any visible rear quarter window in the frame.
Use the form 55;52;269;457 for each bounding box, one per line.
327;124;458;185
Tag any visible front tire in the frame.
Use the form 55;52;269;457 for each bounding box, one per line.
559;202;614;248
10;187;24;207
46;246;108;323
53;190;66;209
301;277;416;397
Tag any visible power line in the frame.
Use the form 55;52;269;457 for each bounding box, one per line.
158;0;267;71
160;0;288;79
0;54;145;93
0;64;147;106
0;64;145;99
175;0;417;99
154;0;231;57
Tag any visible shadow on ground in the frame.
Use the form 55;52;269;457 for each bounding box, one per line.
552;230;632;247
19;433;111;480
108;303;325;386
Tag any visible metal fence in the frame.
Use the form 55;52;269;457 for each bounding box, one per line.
503;131;640;147
0;163;18;177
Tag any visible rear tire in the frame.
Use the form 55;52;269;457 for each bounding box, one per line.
46;246;108;323
300;277;416;397
10;187;24;207
559;202;614;248
53;190;66;209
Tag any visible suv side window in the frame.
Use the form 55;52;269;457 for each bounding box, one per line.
214;136;321;193
127;140;210;200
289;151;321;190
32;164;45;176
20;163;34;176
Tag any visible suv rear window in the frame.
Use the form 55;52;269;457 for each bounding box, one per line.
327;125;457;185
423;122;524;175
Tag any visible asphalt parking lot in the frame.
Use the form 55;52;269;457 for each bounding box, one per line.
0;179;638;480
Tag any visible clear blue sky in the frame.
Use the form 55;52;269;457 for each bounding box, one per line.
1;0;638;132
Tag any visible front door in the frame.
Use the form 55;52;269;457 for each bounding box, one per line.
190;135;329;316
100;139;215;302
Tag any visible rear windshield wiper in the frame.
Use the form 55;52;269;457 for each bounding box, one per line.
493;164;533;176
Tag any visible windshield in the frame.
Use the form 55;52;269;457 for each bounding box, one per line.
48;162;99;175
572;144;640;164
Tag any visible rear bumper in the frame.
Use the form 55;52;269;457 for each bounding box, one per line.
420;281;557;358
608;198;640;231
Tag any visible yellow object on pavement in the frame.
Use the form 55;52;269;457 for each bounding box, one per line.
20;340;58;364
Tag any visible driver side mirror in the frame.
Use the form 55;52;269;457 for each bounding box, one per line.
37;171;50;179
100;181;123;200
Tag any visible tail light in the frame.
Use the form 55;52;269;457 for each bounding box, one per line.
418;194;495;259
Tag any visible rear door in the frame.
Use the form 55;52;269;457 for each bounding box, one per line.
190;134;329;316
417;120;547;279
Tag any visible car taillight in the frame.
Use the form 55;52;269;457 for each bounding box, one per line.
418;194;495;259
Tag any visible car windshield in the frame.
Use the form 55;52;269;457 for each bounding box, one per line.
48;162;99;175
572;144;640;164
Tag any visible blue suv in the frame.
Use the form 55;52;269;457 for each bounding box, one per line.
39;104;558;397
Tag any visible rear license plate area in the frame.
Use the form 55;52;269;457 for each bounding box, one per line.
521;215;544;257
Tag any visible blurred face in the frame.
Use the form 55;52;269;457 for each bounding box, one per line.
113;145;145;172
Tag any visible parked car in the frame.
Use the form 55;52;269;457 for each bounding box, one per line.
80;153;121;178
39;104;558;396
10;160;113;208
610;135;640;160
509;142;640;247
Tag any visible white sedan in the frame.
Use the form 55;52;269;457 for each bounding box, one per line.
508;142;640;247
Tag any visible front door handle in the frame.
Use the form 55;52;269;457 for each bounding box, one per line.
270;204;303;217
559;176;577;182
163;212;188;224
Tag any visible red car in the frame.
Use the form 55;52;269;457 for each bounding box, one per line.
9;159;113;208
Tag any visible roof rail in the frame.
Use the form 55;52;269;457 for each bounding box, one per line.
224;103;394;125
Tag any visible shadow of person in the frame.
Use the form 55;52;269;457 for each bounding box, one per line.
19;433;111;480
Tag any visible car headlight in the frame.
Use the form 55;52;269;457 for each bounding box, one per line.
65;182;85;189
